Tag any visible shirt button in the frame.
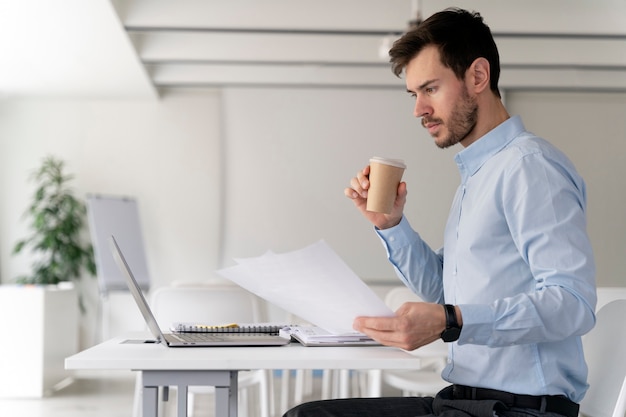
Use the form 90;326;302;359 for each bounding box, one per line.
389;236;396;242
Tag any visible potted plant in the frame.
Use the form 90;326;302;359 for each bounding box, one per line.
0;155;96;397
12;155;96;290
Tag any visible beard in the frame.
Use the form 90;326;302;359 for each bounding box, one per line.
422;86;478;149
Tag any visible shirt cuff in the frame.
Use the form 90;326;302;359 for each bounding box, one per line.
374;216;416;250
457;304;494;345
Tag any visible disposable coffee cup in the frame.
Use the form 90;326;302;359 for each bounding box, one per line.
366;157;406;214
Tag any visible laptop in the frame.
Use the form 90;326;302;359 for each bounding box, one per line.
110;235;290;347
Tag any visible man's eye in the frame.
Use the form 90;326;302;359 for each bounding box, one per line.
425;87;436;95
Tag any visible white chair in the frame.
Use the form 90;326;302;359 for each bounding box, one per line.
311;286;449;399
340;286;449;398
278;312;316;414
596;287;626;311
133;284;273;417
579;299;626;417
375;286;449;397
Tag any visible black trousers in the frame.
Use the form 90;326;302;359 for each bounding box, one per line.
283;386;569;417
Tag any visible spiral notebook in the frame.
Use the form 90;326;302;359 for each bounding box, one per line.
172;323;380;347
110;235;290;347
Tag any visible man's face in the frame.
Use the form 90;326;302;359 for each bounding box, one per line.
405;46;478;149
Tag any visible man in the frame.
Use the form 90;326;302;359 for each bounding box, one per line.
284;7;596;417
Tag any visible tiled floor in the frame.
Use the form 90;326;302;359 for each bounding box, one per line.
0;370;326;417
0;369;400;417
0;371;258;417
0;371;137;417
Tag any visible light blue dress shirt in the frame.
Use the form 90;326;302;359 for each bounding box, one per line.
376;116;596;402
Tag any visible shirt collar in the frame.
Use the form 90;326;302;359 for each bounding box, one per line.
454;115;525;183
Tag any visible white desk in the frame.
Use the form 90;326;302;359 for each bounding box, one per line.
65;333;423;417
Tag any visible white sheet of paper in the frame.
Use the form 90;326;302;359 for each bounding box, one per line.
217;240;393;334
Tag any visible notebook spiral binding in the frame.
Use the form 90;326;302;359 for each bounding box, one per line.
174;324;287;335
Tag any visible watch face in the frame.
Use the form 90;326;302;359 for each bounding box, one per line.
441;327;461;342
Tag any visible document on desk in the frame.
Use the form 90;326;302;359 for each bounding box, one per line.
280;325;382;346
217;240;394;335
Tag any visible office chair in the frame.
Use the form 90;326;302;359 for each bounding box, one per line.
360;286;449;397
579;299;626;417
596;287;626;311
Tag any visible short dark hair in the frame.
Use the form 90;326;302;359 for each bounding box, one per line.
389;7;501;98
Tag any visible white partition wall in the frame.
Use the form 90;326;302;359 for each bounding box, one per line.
507;91;626;288
221;87;458;281
1;88;626;349
221;88;626;287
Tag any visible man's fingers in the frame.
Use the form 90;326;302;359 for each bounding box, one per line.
353;316;397;332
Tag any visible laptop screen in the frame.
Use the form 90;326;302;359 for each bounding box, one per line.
110;235;168;345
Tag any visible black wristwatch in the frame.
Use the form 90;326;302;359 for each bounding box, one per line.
440;304;462;342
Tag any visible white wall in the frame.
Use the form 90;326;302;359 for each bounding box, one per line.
220;88;626;287
1;87;625;346
0;90;222;346
0;90;222;286
221;87;457;279
507;91;626;287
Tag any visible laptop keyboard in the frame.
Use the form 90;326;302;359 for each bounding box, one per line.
175;333;226;342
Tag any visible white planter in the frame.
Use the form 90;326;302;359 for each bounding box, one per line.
0;284;78;398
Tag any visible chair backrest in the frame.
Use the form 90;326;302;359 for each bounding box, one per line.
149;284;264;331
596;287;626;312
384;286;448;358
580;299;626;417
385;286;425;311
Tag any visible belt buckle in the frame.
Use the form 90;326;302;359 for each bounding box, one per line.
453;385;472;399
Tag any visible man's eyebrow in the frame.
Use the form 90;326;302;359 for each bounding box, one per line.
407;79;438;94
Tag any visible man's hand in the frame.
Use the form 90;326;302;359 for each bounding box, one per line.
353;302;449;351
344;164;407;230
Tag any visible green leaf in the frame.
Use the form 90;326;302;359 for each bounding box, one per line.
11;155;96;308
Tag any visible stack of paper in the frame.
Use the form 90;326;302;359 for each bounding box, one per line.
217;240;393;335
280;325;381;346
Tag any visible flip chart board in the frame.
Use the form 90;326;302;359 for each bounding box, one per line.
86;195;150;293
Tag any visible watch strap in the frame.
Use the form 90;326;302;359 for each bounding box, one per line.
441;304;462;342
443;304;459;328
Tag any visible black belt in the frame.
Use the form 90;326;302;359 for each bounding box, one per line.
452;385;579;417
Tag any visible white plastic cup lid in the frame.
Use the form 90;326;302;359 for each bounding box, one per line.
369;156;406;169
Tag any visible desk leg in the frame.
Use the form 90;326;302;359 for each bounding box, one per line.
142;373;159;417
215;371;238;417
142;370;238;417
177;384;188;417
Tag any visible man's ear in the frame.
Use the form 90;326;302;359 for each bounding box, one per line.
468;57;490;93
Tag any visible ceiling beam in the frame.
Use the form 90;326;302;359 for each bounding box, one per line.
114;0;626;90
129;31;626;68
113;0;413;33
146;62;626;92
115;0;626;36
